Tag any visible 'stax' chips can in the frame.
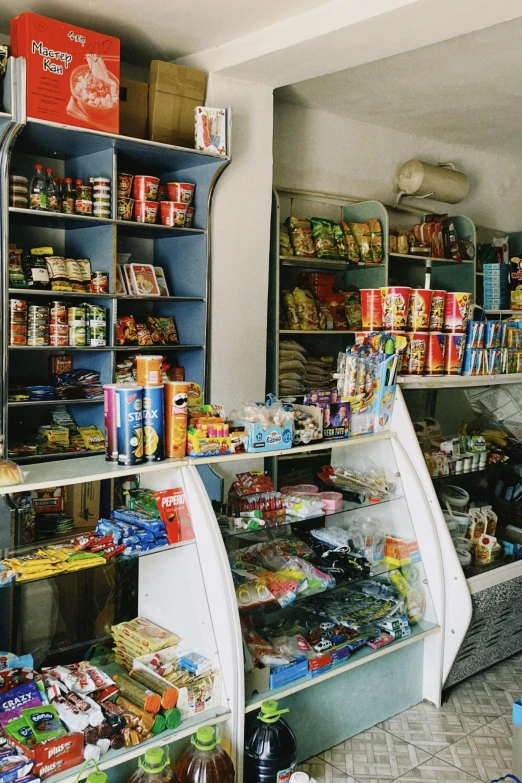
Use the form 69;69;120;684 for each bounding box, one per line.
116;384;144;465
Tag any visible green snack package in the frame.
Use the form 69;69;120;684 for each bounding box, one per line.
311;218;338;259
22;705;67;742
332;223;348;259
339;221;360;262
4;717;35;747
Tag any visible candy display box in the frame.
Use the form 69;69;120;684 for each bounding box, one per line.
231;420;293;453
7;731;84;780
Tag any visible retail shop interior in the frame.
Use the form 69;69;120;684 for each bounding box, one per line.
2;5;522;783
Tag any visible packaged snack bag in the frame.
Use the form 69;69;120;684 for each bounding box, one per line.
332;223;348;259
293;288;320;330
288;217;315;257
311;218;338;259
349;222;373;262
339;222;360;262
280;224;294;256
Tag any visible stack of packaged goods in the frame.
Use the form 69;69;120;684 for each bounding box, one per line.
279;341;306;396
463;320;522;375
281;216;383;265
483;263;509;311
280;282;362;333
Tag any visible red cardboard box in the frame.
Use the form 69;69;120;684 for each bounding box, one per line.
11;13;120;134
9;732;84;779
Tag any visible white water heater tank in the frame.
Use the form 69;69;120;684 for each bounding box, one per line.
397;160;469;204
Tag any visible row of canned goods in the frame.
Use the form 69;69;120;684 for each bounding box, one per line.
9;299;107;346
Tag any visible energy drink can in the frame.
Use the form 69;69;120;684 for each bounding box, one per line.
116;384;144;465
104;383;119;461
143;385;165;462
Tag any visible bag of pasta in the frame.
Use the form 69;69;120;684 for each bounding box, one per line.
311;217;338;258
282;290;300;330
288;217;315;257
332;222;348;259
367;219;383;263
340;221;360;263
280;223;294;256
349;222;373;262
293;287;320;330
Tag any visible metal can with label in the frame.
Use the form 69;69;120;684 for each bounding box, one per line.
116;384;144;465
50;301;67;325
49;333;69;347
89;325;106;347
142;385;164;462
104;383;119;462
69;326;86;346
27;334;49;346
68;306;86;324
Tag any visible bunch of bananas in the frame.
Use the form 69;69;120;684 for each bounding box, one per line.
481;428;509;449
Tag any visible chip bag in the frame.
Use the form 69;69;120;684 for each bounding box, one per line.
332;223;348;259
340;221;360;262
288;217;315;257
349;222;373;262
311;217;338;259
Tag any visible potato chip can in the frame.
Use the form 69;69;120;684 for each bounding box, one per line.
164;381;189;458
402;332;428;375
380;286;411;332
444;292;472;333
407;289;433;331
104;384;119;461
116;384;144;465
360;289;383;330
143;385;164;462
429;290;446;331
444;334;466;375
425;332;446;375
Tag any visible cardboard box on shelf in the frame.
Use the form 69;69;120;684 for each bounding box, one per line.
120;78;148;139
148;61;206;147
65;481;100;528
10;12;120;134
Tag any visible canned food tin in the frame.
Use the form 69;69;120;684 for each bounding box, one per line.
10;311;27;325
10;323;27;336
89;326;106;346
9;332;27;345
28;305;49;317
68;306;86;324
50;324;68;336
49;333;69;347
90;272;109;293
69;326;86;346
116;384;144;465
50;302;67;324
93;177;111;187
10;299;27;312
27;334;49;346
88;305;106;322
27;322;49;334
104;384;119;461
75;199;93;214
143;385;164;461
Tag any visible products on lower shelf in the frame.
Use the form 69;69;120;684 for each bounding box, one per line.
417;422;489;477
8;408;104;460
0;616;220;780
281;282;362;331
10;357;103;402
117;173;195;228
9;246;107;294
279;341;335;396
10;300;107;347
281;216;383;263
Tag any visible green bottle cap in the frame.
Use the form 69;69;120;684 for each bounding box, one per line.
192;725;219;751
259;700;290;723
151;714;166;735
86;773;108;783
139;747;168;773
164;707;181;730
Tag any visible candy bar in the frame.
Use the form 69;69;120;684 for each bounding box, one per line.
0;755;33;783
3;717;35;747
53;696;90;732
21;705;66;741
111;509;165;537
0;682;44;726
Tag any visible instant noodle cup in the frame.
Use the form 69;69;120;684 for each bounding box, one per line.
118;173;133;198
160;201;188;227
381;286;411;332
185;207;195;227
360;288;383;330
402;332;428;375
444;333;466;375
167;182;195;204
133;175;160;202
134;200;159;224
407;289;433;331
444;292;472;333
136;355;164;387
429;290;446;331
118;197;134;221
425;332;446;375
164;381;189;458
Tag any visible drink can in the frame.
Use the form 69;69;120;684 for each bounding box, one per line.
116;384;144;465
69;326;86;346
164;381;189;458
104;383;119;461
143;385;165;462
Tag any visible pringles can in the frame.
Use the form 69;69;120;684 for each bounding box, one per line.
143;385;165;462
136;354;164;386
425;333;446;375
429;290;446;331
444;334;466;375
104;384;119;462
116;384;144;465
164;381;189;458
402;333;428;375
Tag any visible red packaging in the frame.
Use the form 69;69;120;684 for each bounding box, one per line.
160;201;187;227
155;488;194;543
11;13;120;134
402;333;428;375
407;289;433;331
166;182;195;204
9;732;84;779
297;272;335;299
444;292;472;333
425;333;445;375
134;200;158;224
360;288;382;330
133;176;160;202
429;290;446;331
380;286;411;332
444;334;465;375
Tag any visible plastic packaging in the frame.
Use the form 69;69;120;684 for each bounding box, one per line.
244;700;297;783
128;747;178;783
175;725;234;783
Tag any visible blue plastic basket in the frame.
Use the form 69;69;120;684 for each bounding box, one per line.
490;776;522;783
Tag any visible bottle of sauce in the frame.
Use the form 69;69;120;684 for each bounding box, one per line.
46;168;59;212
62;178;75;214
29;163;47;210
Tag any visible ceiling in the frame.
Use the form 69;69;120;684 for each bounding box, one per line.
0;0;327;65
276;17;522;157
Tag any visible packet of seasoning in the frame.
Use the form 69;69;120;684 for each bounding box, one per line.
22;705;66;741
3;717;36;747
0;681;43;726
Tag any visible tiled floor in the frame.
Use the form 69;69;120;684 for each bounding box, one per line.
297;652;522;783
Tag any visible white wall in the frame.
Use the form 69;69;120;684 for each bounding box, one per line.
273;100;522;232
